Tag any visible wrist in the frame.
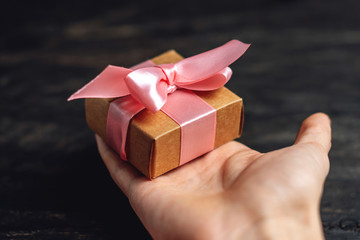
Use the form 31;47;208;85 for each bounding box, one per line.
244;212;324;240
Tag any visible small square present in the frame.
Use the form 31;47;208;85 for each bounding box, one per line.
69;40;250;178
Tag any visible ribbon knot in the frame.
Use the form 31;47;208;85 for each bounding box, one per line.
158;64;178;93
167;84;177;94
159;63;177;86
68;40;250;113
124;63;181;113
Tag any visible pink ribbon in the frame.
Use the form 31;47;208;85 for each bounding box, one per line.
68;40;250;164
161;90;216;165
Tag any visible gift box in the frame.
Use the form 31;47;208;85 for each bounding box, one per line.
69;40;249;178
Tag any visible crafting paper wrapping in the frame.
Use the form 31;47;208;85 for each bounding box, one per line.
85;50;244;178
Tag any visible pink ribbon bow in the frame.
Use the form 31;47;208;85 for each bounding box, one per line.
68;40;250;164
68;40;250;112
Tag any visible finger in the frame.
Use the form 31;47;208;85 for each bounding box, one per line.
95;134;144;197
294;113;332;154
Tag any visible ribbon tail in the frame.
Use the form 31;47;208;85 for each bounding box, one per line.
68;65;132;101
174;40;250;83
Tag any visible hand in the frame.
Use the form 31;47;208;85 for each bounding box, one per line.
96;113;331;240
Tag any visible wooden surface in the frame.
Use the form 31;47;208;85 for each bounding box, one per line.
1;0;359;239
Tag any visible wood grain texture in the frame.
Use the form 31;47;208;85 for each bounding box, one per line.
1;0;359;239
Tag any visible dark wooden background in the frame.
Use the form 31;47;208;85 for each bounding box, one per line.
1;0;359;239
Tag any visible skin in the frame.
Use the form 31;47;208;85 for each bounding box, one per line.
96;113;331;240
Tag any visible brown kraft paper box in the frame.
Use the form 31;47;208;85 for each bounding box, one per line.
85;50;244;178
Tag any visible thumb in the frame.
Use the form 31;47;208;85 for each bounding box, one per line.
294;113;332;195
294;113;332;154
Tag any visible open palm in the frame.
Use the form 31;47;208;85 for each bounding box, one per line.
96;113;331;240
